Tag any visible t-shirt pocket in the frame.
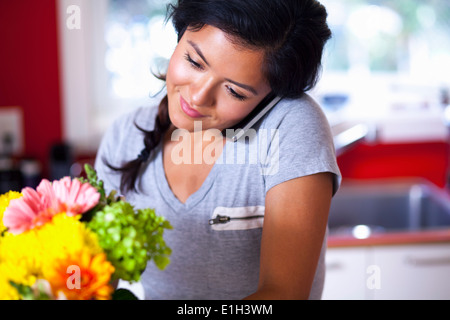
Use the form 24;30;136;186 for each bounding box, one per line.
206;206;265;298
209;206;265;231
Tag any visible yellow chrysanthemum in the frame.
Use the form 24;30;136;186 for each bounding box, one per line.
39;215;114;300
0;229;42;299
0;263;22;300
36;213;102;270
0;191;22;234
0;229;42;282
0;213;111;300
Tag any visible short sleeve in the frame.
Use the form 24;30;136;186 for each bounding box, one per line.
261;95;341;195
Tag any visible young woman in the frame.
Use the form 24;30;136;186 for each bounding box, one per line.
95;0;341;299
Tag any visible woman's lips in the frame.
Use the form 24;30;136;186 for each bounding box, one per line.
180;95;205;118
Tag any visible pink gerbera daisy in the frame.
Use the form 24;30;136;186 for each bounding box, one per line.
2;177;100;235
44;177;100;217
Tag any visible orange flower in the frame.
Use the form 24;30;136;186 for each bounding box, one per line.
45;250;115;300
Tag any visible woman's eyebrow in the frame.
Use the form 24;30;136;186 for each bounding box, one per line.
188;40;210;66
187;40;258;96
225;78;258;96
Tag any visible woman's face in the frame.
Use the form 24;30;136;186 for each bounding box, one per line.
166;25;272;132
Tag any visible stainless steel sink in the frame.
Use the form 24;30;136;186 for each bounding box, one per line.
328;179;450;237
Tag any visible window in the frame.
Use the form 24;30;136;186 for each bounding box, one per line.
58;0;176;153
322;0;450;75
58;0;450;152
315;0;450;122
103;0;176;101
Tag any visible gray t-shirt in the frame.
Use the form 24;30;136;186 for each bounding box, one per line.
95;94;341;300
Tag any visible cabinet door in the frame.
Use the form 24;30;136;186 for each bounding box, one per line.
372;243;450;300
322;247;370;300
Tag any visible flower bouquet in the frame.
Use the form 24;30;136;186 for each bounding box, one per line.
0;164;172;300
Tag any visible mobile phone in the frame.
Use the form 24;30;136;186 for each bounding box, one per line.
229;93;282;142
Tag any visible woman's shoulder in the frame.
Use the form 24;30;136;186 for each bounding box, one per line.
261;93;330;132
260;94;341;195
113;104;159;132
99;104;159;156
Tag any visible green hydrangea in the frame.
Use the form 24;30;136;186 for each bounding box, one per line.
88;201;172;282
80;164;172;282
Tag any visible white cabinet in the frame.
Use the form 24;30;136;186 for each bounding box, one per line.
322;243;450;300
372;243;450;300
322;247;371;300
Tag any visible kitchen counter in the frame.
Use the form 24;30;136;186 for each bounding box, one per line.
328;228;450;248
327;177;450;248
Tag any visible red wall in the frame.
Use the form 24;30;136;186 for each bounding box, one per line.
337;141;450;188
0;0;62;178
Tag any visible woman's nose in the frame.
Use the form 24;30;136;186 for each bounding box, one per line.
189;75;216;107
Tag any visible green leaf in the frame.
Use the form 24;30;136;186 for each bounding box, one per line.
153;255;171;270
9;282;52;300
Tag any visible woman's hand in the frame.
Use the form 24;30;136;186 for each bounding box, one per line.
245;172;333;300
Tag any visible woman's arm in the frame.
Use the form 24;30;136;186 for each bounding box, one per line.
245;172;333;300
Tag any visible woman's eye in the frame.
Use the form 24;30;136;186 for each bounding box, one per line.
183;52;247;101
184;53;203;70
227;86;247;101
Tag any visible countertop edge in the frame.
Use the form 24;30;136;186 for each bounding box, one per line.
327;229;450;248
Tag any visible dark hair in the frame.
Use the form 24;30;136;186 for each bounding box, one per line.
107;0;332;193
170;0;331;98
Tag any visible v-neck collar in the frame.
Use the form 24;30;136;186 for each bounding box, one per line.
154;141;229;212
